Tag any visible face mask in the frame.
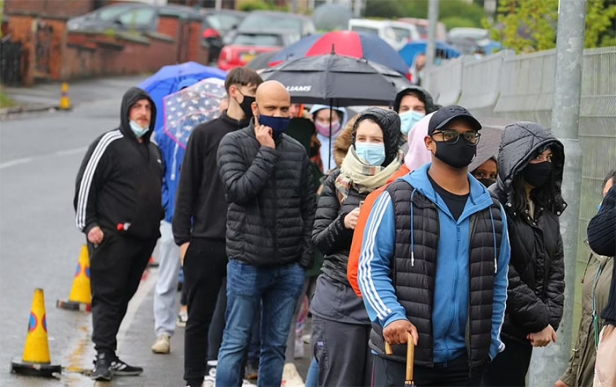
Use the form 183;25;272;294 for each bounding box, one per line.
478;178;496;188
355;142;386;166
315;121;341;137
433;140;476;169
258;113;291;137
399;110;425;136
236;91;255;119
129;120;149;138
522;161;552;188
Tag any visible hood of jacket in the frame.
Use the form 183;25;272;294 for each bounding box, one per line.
393;86;440;114
469;126;503;172
309;104;348;127
497;121;566;214
351;107;402;166
404;111;434;172
120;87;157;143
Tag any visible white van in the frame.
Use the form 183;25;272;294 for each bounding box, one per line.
348;19;419;51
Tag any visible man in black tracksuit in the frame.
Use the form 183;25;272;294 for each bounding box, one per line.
74;87;163;381
172;67;263;387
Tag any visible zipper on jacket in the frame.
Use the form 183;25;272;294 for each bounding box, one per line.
466;215;478;367
271;167;278;262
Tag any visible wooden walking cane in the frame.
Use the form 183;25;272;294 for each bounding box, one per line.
385;332;416;386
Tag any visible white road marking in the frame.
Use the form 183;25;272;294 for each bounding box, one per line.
0;157;33;169
0;146;88;170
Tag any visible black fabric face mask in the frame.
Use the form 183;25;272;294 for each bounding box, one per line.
434;140;477;169
478;178;496;188
237;92;255;119
522;161;552;188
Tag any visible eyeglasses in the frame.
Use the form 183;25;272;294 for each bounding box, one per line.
432;129;481;145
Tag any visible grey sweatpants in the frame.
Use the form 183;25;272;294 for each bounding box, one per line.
153;221;181;337
311;315;373;387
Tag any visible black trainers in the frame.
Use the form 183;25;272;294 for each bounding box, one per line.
91;352;112;381
109;357;143;376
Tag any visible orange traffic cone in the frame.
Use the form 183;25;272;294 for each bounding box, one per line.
56;245;91;312
11;288;62;377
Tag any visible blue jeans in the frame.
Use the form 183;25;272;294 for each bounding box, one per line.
305;357;319;387
216;259;305;387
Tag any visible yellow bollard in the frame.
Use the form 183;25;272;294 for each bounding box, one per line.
57;245;91;312
11;288;62;377
59;82;71;110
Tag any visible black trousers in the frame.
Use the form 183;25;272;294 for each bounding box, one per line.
183;238;227;386
482;337;532;387
372;354;484;387
89;233;156;357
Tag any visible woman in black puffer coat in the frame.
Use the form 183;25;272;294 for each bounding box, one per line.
484;122;566;387
309;108;402;387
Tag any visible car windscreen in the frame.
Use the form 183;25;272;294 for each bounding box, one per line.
234;33;283;47
350;26;379;35
392;27;411;41
240;15;302;34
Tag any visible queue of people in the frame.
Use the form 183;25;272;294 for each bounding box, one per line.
74;66;615;387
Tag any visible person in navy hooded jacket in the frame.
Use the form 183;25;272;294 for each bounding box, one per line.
358;105;511;386
151;78;199;355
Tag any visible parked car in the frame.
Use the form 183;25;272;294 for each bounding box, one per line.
398;18;448;41
218;29;301;71
347;19;418;51
67;3;203;33
201;9;247;62
225;11;315;44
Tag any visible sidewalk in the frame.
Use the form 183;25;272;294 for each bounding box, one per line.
109;267;313;387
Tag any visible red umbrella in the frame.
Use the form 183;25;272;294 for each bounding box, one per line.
268;30;409;76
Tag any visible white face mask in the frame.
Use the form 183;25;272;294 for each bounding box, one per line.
129;120;149;138
399;110;425;136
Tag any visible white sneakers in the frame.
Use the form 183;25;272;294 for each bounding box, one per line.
281;363;305;387
151;334;171;354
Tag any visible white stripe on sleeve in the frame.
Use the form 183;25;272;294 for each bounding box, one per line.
360;192;393;320
76;130;123;229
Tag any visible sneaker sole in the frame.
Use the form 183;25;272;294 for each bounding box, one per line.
110;370;143;376
91;374;112;381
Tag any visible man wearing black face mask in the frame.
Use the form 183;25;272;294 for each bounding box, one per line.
215;81;316;387
359;105;511;386
172;67;263;387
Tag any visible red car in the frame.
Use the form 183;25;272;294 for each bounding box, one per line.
218;29;300;71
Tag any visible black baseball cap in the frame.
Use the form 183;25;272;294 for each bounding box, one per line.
428;105;482;135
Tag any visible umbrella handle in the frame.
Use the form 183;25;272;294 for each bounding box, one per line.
406;332;415;385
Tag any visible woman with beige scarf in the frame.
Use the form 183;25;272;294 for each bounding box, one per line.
309;108;403;387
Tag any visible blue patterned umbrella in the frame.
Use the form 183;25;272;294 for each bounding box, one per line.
163;77;226;148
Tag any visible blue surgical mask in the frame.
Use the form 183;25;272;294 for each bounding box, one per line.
399;110;425;136
130;120;149;138
258;113;291;137
355;142;386;166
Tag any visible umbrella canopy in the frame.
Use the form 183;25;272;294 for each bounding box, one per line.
163;78;226;148
246;50;281;71
139;62;227;131
260;53;399;106
399;40;461;67
268;31;409;75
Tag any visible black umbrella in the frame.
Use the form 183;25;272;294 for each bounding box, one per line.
246;50;281;71
259;53;399;106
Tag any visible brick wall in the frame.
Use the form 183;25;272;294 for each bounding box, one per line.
5;14;211;85
4;0;95;18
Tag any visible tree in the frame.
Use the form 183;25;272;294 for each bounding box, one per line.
401;0;487;28
486;0;616;53
364;0;405;19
